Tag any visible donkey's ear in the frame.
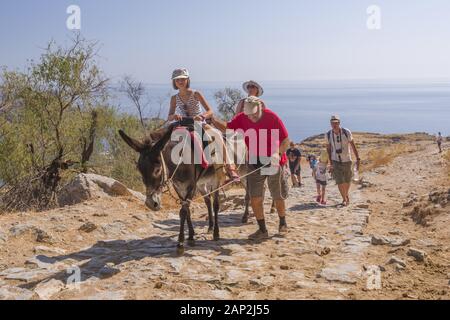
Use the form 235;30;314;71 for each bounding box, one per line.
152;124;175;152
118;130;146;153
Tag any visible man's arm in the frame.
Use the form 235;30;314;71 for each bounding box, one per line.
350;140;361;167
211;115;228;133
270;137;290;166
279;138;290;155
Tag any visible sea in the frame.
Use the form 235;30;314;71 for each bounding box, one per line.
114;79;450;142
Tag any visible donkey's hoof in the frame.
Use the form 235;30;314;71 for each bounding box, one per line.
213;233;220;241
187;239;196;246
176;244;185;255
241;216;248;224
207;227;214;234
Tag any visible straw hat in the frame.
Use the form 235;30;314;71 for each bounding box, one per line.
243;80;264;97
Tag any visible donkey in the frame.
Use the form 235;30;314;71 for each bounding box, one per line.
119;124;222;254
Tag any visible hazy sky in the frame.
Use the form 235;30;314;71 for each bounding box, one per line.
1;0;450;83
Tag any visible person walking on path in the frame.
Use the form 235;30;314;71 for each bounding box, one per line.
235;80;267;114
313;151;329;206
436;132;443;153
286;142;302;187
326;115;360;207
212;96;290;241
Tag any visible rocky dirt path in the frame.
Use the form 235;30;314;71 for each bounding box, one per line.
0;141;448;300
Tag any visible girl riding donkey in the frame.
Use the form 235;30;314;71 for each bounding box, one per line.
168;68;240;183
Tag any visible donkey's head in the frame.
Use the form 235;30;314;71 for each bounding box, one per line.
119;128;173;211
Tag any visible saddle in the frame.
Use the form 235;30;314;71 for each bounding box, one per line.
173;118;209;169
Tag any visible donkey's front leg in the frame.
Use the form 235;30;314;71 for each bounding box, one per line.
177;205;188;255
204;194;214;233
186;207;196;246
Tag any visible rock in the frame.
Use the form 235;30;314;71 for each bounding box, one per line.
36;229;53;243
371;235;410;247
53;225;68;233
93;212;108;217
9;224;35;237
167;258;185;273
387;256;407;268
0;267;52;282
9;224;53;243
250;276;275;287
0;230;8;243
0;286;34;300
407;248;427;262
33;246;66;255
58;173;145;206
315;247;331;256
225;270;248;285
98;264;121;278
403;199;417;208
34;279;65;300
357;204;370;209
389;238;411;247
395;264;405;272
79;222;97;233
101;221;127;236
371;235;390;245
319;263;361;284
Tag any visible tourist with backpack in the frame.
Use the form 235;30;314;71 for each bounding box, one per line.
326;115;361;207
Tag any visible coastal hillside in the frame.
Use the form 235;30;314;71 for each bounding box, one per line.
0;133;448;300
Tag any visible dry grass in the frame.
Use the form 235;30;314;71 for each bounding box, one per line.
361;143;423;172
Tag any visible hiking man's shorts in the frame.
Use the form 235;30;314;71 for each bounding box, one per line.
332;161;353;185
248;165;289;200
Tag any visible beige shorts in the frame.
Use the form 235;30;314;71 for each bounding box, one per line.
248;165;289;200
332;161;353;184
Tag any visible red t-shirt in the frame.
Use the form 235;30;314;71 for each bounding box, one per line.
227;109;289;166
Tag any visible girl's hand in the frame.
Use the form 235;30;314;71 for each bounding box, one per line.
193;115;204;121
172;114;183;121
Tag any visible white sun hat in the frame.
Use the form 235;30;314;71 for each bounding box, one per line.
172;68;190;80
242;80;264;97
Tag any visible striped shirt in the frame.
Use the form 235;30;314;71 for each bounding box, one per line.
175;91;202;117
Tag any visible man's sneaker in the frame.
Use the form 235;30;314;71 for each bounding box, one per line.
248;229;269;241
279;224;288;234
